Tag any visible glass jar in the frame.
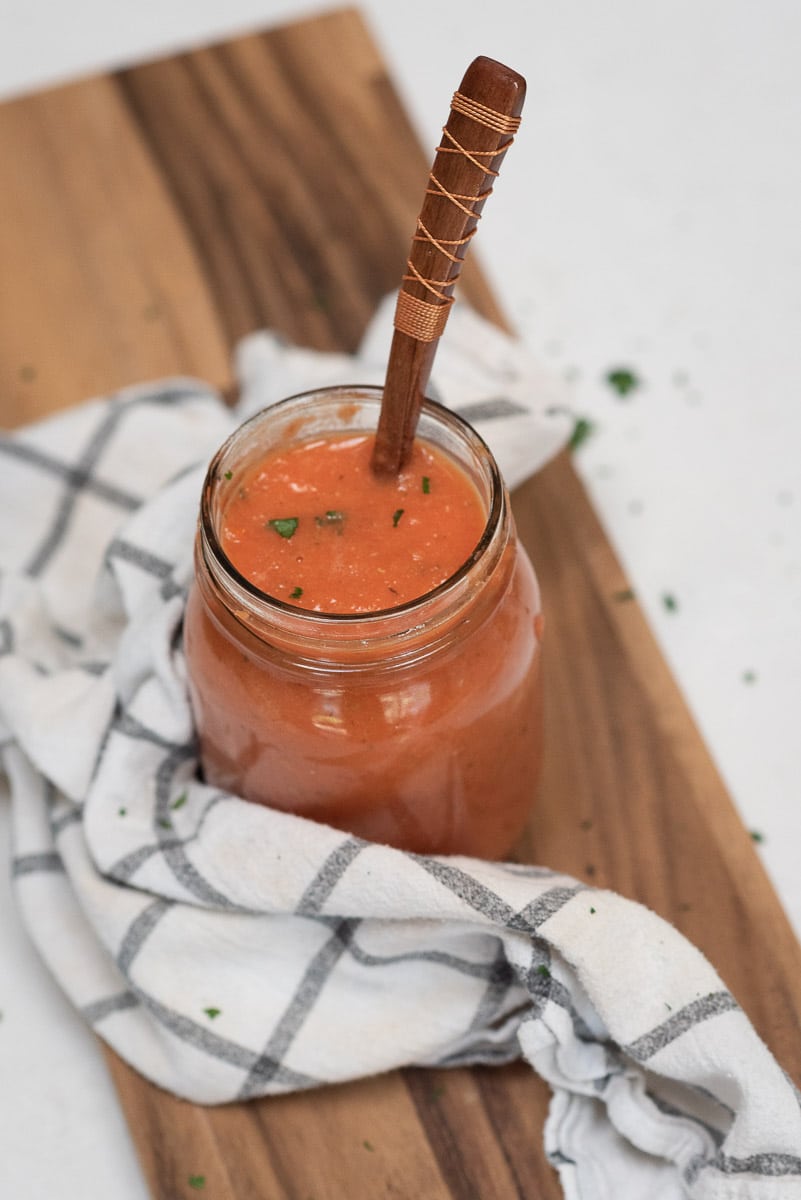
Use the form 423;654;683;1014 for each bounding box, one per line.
184;386;543;859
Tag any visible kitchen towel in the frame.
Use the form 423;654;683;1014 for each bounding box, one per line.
1;299;799;1200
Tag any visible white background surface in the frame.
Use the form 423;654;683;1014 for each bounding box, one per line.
1;2;799;1197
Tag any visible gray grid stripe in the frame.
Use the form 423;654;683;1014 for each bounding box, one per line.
410;857;517;924
509;885;585;931
18;385;207;578
687;1150;801;1184
25;402;142;577
106;538;173;580
151;751;238;911
135;987;318;1089
112;889;323;1089
82;990;140;1024
108;842;163;883
347;939;510;983
465;942;519;1029
51;807;84;836
0;439;141;511
296;837;365;914
12;851;64;877
107;794;231;890
117;899;173;975
237;918;358;1099
113;711;195;754
0;618;14;655
626;991;739;1061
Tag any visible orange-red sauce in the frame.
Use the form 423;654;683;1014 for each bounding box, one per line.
185;416;544;858
220;433;487;612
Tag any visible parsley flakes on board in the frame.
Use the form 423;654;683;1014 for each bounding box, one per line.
605;367;641;397
568;417;594;451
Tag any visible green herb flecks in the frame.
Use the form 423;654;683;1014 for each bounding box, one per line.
203;1007;221;1020
613;587;635;603
568;416;594;451
290;586;303;600
171;792;187;811
362;1140;375;1153
422;476;431;494
605;367;641;397
535;964;551;979
590;907;596;915
315;510;346;534
157;817;172;831
267;517;299;540
188;1176;206;1191
742;670;757;684
392;508;405;528
223;470;233;481
118;807;127;817
750;829;765;844
662;592;679;613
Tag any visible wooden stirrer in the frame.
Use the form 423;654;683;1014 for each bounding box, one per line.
371;56;526;476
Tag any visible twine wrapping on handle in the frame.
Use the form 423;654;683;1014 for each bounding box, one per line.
393;91;522;343
373;57;526;476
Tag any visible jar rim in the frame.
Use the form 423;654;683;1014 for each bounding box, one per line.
199;384;507;629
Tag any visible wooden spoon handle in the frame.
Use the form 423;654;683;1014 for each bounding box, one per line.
372;56;526;476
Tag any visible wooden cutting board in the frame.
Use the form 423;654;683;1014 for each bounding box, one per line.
2;8;800;1197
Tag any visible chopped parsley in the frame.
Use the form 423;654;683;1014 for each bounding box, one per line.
290;586;303;599
157;817;172;830
750;829;765;844
590;907;596;915
171;792;187;810
267;517;299;539
118;807;127;817
392;508;405;528
661;592;679;613
613;587;635;603
742;670;757;684
535;964;551;979
203;1007;221;1020
315;510;345;533
188;1177;206;1191
363;1139;375;1152
605;367;640;397
422;476;431;494
223;470;233;481
568;416;594;451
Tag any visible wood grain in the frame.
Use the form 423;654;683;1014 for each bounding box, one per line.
1;7;800;1199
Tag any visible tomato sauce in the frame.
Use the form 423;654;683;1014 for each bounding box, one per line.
184;388;543;858
220;433;487;613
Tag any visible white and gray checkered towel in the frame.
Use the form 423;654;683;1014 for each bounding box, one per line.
1;300;800;1200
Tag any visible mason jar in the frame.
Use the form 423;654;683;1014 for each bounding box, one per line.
184;386;543;858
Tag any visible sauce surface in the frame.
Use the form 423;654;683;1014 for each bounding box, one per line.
220;432;487;613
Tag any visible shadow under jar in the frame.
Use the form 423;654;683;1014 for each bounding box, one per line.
184;386;543;858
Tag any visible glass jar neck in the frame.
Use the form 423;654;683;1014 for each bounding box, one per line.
196;386;512;666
